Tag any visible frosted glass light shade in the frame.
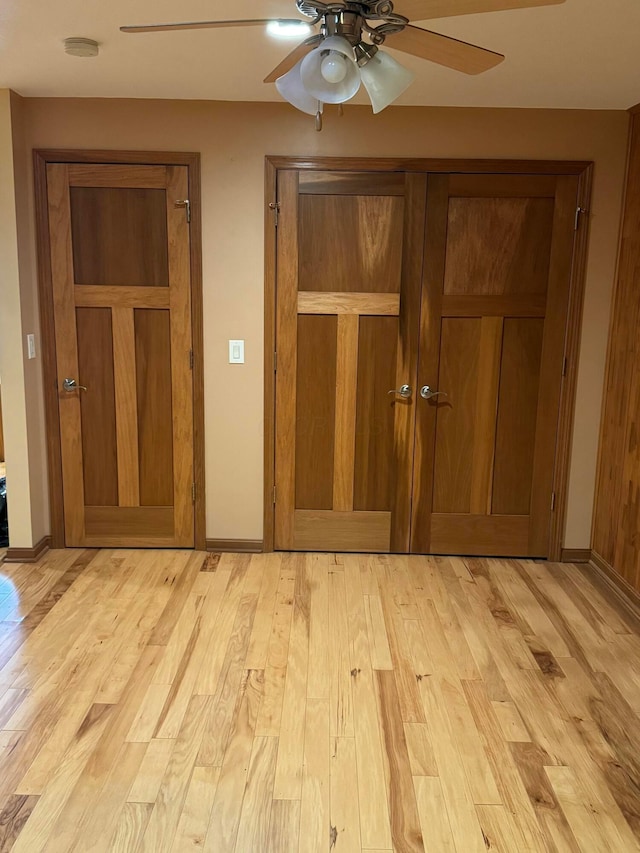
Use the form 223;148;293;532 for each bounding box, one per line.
360;49;415;114
300;35;360;104
276;59;322;116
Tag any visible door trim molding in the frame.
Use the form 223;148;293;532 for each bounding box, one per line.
34;149;206;550
263;155;593;557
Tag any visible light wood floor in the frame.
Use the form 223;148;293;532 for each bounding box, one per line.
0;550;639;852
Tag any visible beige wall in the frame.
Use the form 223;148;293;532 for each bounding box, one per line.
0;90;48;548
14;98;629;547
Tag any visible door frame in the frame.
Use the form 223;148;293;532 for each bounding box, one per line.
34;149;206;550
263;155;593;560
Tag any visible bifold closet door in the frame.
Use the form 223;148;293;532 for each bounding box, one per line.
47;163;195;547
410;173;578;557
273;170;426;552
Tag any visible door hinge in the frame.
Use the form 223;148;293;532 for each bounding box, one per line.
273;484;277;505
192;482;196;503
176;199;191;223
189;349;194;370
274;351;277;373
269;202;281;228
574;206;588;231
562;356;568;377
551;492;556;512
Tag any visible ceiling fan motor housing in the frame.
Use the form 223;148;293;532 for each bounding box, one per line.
295;1;408;45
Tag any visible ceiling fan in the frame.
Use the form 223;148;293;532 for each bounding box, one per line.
121;0;566;129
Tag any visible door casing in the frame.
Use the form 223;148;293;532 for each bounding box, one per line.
263;155;593;561
34;149;206;550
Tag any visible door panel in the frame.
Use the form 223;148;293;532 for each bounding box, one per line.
76;307;118;507
47;162;194;547
411;173;578;557
70;187;169;286
274;170;426;552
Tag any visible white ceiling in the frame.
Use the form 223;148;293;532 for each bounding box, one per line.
0;0;639;109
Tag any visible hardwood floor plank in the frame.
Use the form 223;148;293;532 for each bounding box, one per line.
140;693;213;853
0;550;639;853
203;669;264;852
234;736;279;853
245;555;281;670
375;670;424;852
375;561;425;723
67;740;148;853
329;737;361;853
307;555;330;701
255;560;296;737
344;557;393;850
266;799;300;853
403;722;437;777
108;802;153;853
196;594;258;766
329;568;354;738
299;698;330;853
413;776;456;852
127;738;175;803
170;765;220;851
0;794;39;853
273;556;310;800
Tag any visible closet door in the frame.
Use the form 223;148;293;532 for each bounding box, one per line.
47;163;195;547
411;174;578;557
273;170;426;551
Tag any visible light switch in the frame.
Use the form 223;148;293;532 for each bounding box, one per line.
27;334;36;359
229;340;245;364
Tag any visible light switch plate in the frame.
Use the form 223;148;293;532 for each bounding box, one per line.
27;334;36;359
229;340;245;364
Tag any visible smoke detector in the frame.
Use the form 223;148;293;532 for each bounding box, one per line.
64;38;99;57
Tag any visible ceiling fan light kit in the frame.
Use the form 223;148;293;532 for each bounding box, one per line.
121;0;566;130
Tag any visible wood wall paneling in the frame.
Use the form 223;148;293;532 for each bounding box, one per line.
593;112;640;592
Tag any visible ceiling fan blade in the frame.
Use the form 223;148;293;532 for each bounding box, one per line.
393;0;565;21
263;38;321;83
120;18;305;34
385;26;504;74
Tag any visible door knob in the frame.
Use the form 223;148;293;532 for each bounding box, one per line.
420;385;447;401
388;384;412;399
63;378;87;392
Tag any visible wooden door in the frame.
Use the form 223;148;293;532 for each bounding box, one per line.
274;170;426;552
411;174;578;557
47;163;194;547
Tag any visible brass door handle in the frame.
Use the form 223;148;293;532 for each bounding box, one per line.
420;385;447;401
388;384;412;399
63;378;87;392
